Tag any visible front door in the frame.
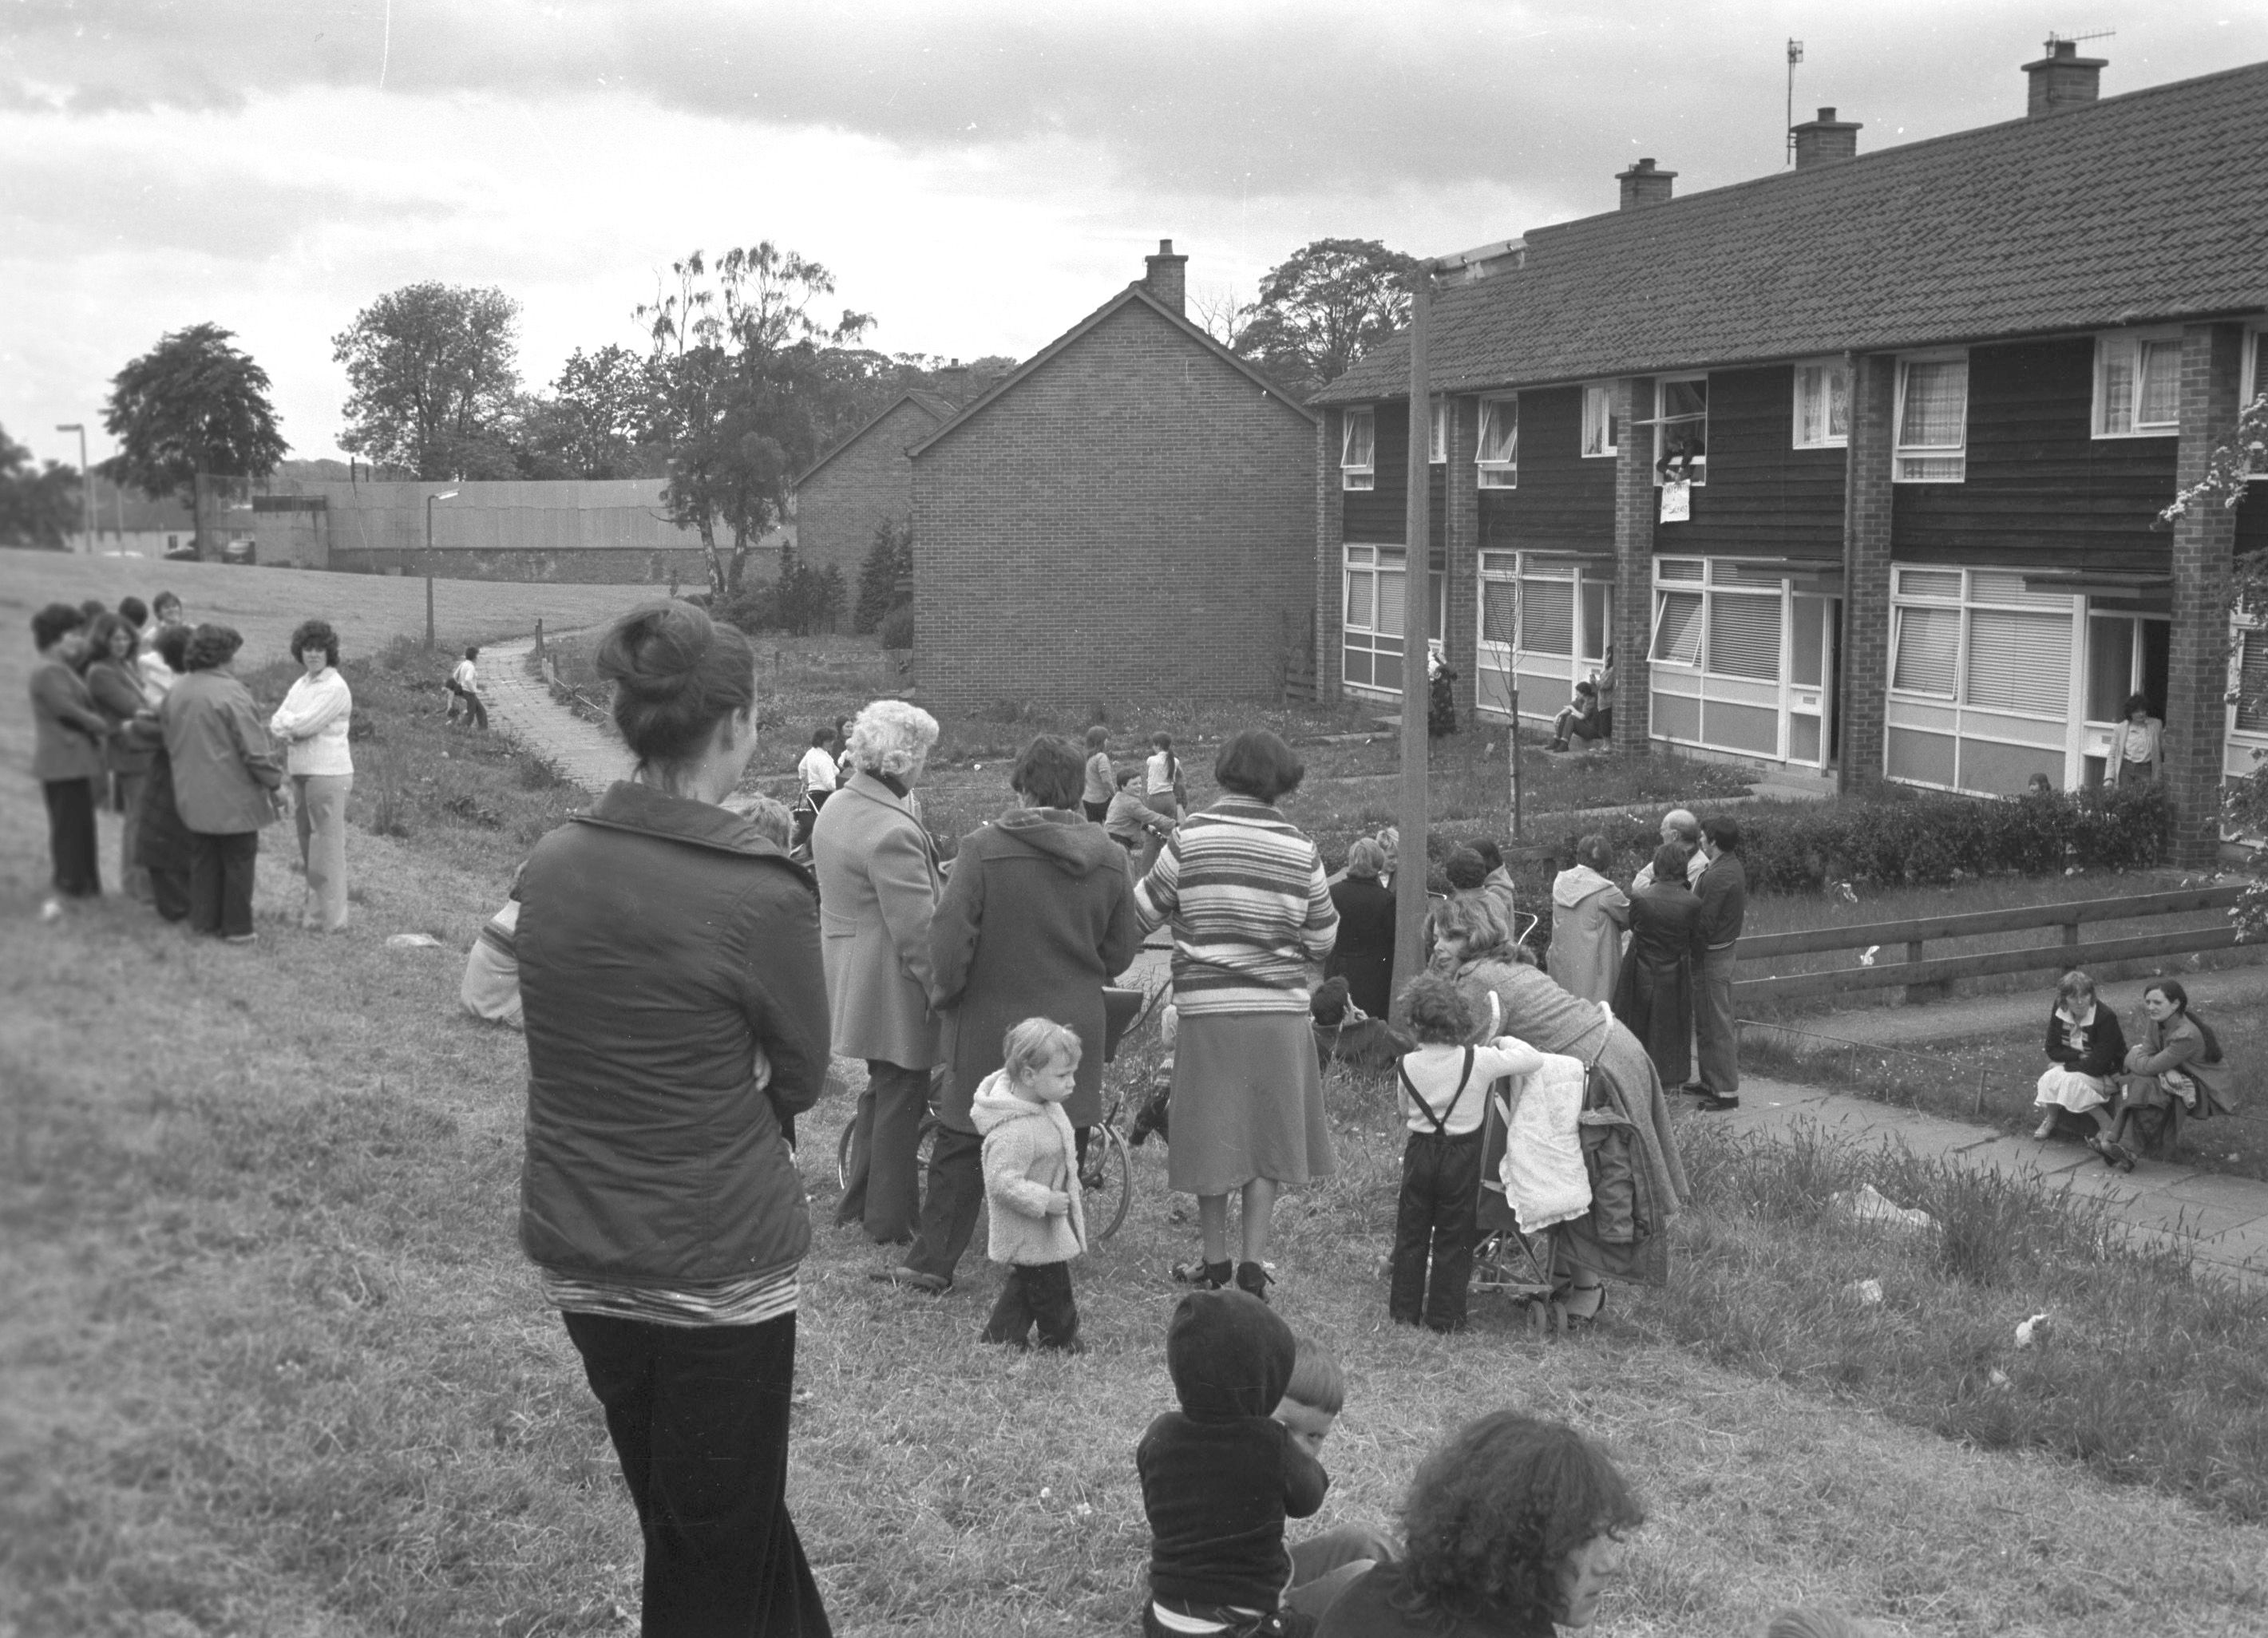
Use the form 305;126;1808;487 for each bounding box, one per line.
1790;594;1839;769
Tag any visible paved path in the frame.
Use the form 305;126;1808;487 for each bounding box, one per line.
481;635;632;795
1759;961;2268;1050
1721;1073;2268;1289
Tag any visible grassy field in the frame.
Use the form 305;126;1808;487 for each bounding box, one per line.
8;556;2268;1635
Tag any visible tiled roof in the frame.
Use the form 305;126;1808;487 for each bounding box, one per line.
1319;59;2268;404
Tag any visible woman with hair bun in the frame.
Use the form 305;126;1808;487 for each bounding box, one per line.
812;697;946;1247
516;599;834;1636
160;623;283;941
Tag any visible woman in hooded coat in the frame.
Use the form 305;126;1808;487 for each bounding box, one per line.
1615;841;1704;1086
1546;834;1629;1006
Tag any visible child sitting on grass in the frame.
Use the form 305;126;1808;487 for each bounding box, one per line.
1391;975;1546;1333
1138;1290;1327;1637
1276;1337;1394;1624
973;1017;1087;1352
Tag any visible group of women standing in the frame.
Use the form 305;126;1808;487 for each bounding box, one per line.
28;598;356;940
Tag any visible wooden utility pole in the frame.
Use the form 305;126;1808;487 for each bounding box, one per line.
1392;266;1436;989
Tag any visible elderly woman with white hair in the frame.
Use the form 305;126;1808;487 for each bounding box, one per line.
811;698;945;1245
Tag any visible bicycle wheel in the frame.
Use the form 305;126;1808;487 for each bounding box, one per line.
836;1118;855;1192
1081;1123;1133;1241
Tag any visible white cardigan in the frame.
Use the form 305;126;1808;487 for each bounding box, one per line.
269;668;354;777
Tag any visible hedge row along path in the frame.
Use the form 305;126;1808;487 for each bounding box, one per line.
480;649;2265;1288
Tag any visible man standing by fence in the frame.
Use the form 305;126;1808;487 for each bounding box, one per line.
1692;816;1748;1112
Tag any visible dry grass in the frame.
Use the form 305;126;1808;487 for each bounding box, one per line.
10;556;2268;1636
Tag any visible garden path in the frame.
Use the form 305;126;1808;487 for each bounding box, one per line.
480;634;633;794
1764;963;2268;1050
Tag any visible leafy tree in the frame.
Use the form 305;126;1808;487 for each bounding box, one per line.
332;283;523;480
637;243;873;596
1233;238;1421;399
510;344;661;481
98;324;288;502
853;516;915;634
0;424;81;549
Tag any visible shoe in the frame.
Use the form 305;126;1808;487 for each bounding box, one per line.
1550;1285;1609;1334
2087;1134;2137;1173
1695;1093;1740;1112
1235;1261;1274;1304
2032;1115;2057;1141
1172;1258;1233;1289
869;1265;951;1295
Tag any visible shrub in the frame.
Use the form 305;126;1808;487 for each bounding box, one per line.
854;518;914;634
1427;657;1458;738
879;601;914;650
715;548;845;636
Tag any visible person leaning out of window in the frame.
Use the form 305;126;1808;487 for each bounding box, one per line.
269;619;355;932
2105;693;2163;785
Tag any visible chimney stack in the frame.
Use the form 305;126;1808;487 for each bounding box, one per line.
1143;238;1188;315
1791;106;1862;169
2022;38;2106;117
939;358;970;406
1616;158;1676;209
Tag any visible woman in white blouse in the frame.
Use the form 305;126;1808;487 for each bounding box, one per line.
269;619;355;932
2106;693;2163;785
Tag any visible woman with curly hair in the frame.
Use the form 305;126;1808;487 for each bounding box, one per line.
1316;1411;1644;1635
268;619;355;932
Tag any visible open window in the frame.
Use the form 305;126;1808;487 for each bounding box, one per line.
1653;376;1707;485
1477;397;1518;489
1341;407;1375;491
1792;359;1849;449
1894;355;1967;481
2095;332;2181;437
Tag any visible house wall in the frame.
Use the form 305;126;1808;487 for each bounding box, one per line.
794;398;944;599
1478;385;1613;554
914;300;1317;707
1655;365;1846;561
1340;406;1447;551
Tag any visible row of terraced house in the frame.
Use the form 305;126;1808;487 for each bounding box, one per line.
793;42;2266;868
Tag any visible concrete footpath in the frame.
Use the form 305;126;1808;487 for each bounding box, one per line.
1758;962;2268;1051
480;635;633;795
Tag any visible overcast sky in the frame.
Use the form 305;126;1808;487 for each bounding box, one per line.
6;1;2266;469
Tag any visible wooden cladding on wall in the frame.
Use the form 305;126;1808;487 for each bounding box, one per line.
1655;364;1846;561
1340;403;1446;548
1478;384;1613;552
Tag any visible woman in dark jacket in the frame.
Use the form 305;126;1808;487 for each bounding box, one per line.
1327;837;1396;1018
84;612;156;904
1615;841;1704;1086
160;624;283;941
517;601;834;1637
125;624;196;921
878;734;1142;1296
27;603;111;912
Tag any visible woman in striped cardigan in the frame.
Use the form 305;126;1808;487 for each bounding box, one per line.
1135;728;1339;1301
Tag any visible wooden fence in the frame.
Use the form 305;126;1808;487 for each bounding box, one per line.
1732;884;2251;1003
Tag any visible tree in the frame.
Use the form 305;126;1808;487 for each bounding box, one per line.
1233;238;1421;399
637;243;873;596
2177;384;2268;880
332;283;522;480
0;424;81;549
509;345;662;481
98;324;288;502
853;516;914;633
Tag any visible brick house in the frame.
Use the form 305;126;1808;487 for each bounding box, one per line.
1314;45;2268;864
909;242;1319;708
791;388;956;601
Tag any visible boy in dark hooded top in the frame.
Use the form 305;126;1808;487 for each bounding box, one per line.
1138;1289;1329;1637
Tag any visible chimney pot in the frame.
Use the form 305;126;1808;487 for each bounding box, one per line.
1616;157;1677;209
2022;38;2107;117
1791;106;1863;169
1143;238;1189;315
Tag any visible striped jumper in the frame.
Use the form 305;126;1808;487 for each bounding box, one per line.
1134;795;1337;1015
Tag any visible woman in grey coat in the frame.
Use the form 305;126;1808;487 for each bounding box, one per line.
811;698;944;1244
161;623;283;941
877;734;1142;1295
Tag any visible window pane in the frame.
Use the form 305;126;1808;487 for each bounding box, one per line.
1652;591;1703;665
1899;360;1967;449
1478;399;1518;464
1376;566;1405;639
1581;386;1616;456
2086;615;2134;722
1522;580;1573;655
2101;346;2135;433
2138;340;2181;427
1898;569;1961;599
1892;606;1959;694
1708;593;1781;680
1967;610;2072;715
1481;582;1516;645
1345;572;1373;632
1581;581;1609;660
1827;363;1850;437
1795;366;1823;444
1343;409;1374;467
1658;558;1704;583
1791;596;1824;687
1661;378;1707;421
2237;631;2268;734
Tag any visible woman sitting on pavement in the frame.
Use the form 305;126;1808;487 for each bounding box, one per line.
2032;968;2135;1168
2114;979;2230;1158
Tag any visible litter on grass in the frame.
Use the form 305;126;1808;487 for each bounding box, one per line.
386;932;444;949
1831;1183;1937;1234
1846;1278;1885;1306
2015;1313;2051;1349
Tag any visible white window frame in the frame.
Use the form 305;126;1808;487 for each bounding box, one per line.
1653;374;1707;486
1892;353;1968;483
1885;564;2083;794
1428;398;1447;465
1791;358;1850;449
1342;544;1445;698
1477;396;1518;489
2092;329;2183;438
1473;551;1613;725
1581;384;1617;458
1341;407;1375;492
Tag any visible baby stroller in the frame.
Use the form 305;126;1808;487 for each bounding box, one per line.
1470;1044;1604;1335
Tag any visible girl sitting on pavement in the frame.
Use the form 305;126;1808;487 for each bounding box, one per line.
2032;969;2135;1169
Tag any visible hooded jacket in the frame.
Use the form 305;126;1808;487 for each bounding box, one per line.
1136;1290;1328;1612
1546;864;1629;1007
517;781;829;1287
971;1069;1087;1264
930;806;1142;1130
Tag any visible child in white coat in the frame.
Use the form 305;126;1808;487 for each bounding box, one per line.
974;1017;1088;1352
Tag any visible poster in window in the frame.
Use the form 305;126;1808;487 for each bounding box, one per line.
1660;479;1692;524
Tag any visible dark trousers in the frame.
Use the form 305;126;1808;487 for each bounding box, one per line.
1389;1128;1483;1332
150;865;192;923
980;1261;1080;1350
904;1124;985;1284
562;1311;831;1638
1695;943;1740;1095
188;830;259;938
1081;799;1109;822
43;778;101;897
836;1059;928;1242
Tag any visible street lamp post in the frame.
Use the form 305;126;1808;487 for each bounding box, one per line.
425;490;459;651
54;423;92;553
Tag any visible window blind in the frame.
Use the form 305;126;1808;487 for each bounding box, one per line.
1653;592;1703;665
1522;580;1573;655
1376;566;1405;639
1658;558;1704;582
2238;630;2268;734
1481;583;1516;646
1898;568;1962;599
1581;581;1610;660
1965;610;2071;715
1345;572;1374;632
1708;593;1780;680
1892;606;1959;694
